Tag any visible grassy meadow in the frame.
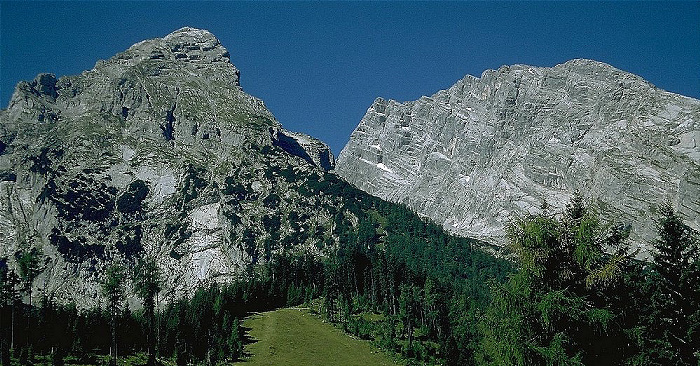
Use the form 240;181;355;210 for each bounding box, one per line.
237;308;401;366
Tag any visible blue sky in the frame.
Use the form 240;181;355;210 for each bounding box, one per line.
1;1;699;155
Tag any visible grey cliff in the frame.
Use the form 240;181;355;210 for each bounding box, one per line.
336;59;700;255
0;28;336;307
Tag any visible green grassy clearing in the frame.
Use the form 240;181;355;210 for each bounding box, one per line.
237;308;401;366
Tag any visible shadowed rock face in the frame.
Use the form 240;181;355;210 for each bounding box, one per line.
0;27;336;307
271;128;336;171
336;59;700;255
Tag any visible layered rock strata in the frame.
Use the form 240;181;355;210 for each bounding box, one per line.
337;59;700;254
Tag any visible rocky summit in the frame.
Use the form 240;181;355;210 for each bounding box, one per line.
336;59;700;254
0;27;338;307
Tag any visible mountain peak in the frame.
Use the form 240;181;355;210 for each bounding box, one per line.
337;60;700;255
121;27;230;66
555;58;640;79
166;26;216;38
0;28;336;306
163;27;221;49
560;58;613;68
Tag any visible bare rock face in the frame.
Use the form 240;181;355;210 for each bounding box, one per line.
0;28;338;307
336;59;700;255
271;127;335;171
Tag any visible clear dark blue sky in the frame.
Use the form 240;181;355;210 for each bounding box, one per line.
2;1;699;155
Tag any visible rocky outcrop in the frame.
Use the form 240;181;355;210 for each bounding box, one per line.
0;28;340;307
271;127;335;171
336;59;700;255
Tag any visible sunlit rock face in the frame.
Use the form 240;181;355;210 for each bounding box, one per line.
0;28;336;307
337;59;700;255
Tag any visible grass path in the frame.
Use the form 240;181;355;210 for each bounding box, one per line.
236;308;401;366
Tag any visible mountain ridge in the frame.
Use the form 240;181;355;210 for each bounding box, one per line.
0;27;340;307
336;58;700;254
1;26;697;309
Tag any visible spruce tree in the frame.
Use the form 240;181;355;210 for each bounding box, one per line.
15;248;41;363
101;264;125;366
0;260;15;366
650;205;699;364
134;256;161;366
478;195;633;365
228;317;243;361
15;248;41;307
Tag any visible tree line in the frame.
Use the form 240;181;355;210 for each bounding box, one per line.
315;193;699;365
0;251;325;365
0;191;698;365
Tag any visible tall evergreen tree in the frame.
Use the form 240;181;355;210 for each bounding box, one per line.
228;317;243;361
133;256;161;366
649;205;700;365
15;247;41;363
478;194;633;365
0;259;16;366
15;248;41;307
101;264;125;366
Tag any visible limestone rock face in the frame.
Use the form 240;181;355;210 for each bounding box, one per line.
271;127;335;171
336;59;700;254
0;28;339;307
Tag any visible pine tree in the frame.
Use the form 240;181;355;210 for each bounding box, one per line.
478;195;633;365
650;205;700;364
228;317;243;361
15;248;41;307
101;264;125;366
0;260;16;366
133;256;161;366
15;248;41;363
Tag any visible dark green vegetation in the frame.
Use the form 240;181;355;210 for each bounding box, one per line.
0;175;507;366
477;198;700;366
0;185;698;365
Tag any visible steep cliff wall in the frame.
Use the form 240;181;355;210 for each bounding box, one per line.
0;28;337;307
337;59;700;254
